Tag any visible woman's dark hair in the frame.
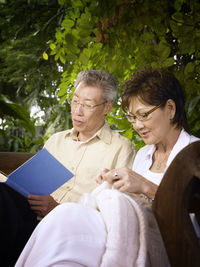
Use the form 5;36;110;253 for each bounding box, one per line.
122;68;189;130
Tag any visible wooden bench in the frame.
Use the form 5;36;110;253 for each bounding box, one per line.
0;152;34;175
0;141;200;267
152;140;200;267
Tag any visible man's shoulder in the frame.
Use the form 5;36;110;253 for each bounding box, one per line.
111;129;131;142
108;128;133;148
99;123;132;147
44;129;72;147
47;129;72;140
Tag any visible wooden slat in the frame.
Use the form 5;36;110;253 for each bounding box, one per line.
0;152;34;175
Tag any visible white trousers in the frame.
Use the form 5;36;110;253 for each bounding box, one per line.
15;203;106;267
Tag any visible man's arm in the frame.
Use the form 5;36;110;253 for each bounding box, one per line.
114;139;136;169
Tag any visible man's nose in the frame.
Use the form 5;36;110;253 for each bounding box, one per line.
74;104;84;114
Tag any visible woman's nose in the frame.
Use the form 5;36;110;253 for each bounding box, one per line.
132;118;144;131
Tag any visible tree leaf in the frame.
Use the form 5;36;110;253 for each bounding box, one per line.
0;95;35;136
43;52;48;60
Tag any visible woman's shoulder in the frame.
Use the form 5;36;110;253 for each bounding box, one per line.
189;134;200;143
181;129;200;144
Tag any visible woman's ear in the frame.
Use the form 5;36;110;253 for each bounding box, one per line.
104;101;113;115
166;99;176;119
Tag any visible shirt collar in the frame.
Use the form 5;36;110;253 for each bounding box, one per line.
64;128;78;141
64;121;112;144
166;128;191;167
143;128;190;167
146;144;156;159
96;121;112;144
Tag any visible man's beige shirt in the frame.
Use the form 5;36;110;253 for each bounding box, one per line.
44;122;135;203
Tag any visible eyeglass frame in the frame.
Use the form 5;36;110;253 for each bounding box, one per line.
125;103;163;123
68;98;107;111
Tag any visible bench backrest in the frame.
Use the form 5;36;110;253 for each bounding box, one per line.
0;152;34;175
152;140;200;267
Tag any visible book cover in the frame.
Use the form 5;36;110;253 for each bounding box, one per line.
5;148;74;197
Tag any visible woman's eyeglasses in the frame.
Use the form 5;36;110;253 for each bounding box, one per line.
125;104;162;123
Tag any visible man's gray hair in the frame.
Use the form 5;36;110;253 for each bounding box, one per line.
75;70;118;103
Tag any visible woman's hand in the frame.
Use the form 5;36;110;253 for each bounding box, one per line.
102;167;157;199
96;168;110;184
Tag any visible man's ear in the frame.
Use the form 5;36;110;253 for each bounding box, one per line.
166;99;176;119
104;101;113;115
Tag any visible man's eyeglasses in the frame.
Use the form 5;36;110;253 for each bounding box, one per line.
125;103;162;123
68;98;107;111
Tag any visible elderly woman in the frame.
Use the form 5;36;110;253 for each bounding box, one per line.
15;68;199;267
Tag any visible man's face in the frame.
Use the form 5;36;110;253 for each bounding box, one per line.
71;82;112;140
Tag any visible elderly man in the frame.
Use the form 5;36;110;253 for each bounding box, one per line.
0;70;135;266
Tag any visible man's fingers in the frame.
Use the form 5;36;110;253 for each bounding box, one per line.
28;194;45;200
29;205;41;212
28;199;42;206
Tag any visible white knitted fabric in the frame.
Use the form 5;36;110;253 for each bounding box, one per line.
80;182;170;267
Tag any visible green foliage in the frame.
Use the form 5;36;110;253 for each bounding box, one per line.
0;119;44;152
0;94;44;152
46;0;200;144
0;0;200;152
0;95;35;135
0;0;70;151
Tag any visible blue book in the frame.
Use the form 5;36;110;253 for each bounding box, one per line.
5;148;74;197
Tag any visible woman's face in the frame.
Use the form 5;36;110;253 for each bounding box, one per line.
128;97;175;145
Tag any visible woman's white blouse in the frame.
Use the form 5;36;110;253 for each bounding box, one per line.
143;170;163;186
132;129;199;185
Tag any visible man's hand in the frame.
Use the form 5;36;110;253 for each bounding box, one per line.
28;194;59;217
